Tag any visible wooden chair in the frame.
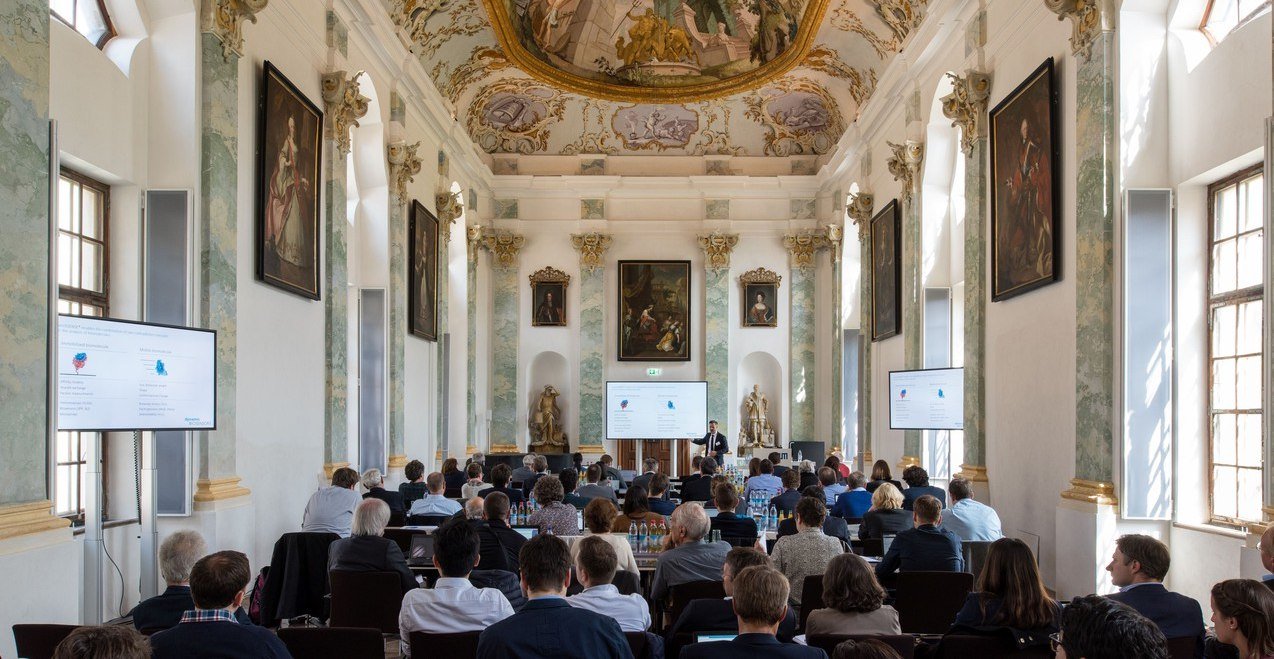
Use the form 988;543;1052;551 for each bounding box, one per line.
328;571;405;634
12;624;80;659
408;630;480;659
1166;636;1200;659
798;574;825;631
667;580;726;630
936;634;1052;658
805;634;917;659
893;571;975;634
277;627;385;659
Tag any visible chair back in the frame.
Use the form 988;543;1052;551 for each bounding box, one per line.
961;541;994;583
625;631;649;658
1165;636;1199;659
894;571;975;634
721;536;757;548
855;537;883;557
260;531;341;625
328;571;405;633
277;627;385;659
937;634;1052;658
383;527;415;553
444;487;464;498
799;574;824;630
612;569;642;596
407;514;451;526
668;580;726;627
805;634;917;659
409;630;481;659
388;509;407;528
12;624;80;659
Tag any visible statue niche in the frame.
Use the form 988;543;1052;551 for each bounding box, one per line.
529;384;568;454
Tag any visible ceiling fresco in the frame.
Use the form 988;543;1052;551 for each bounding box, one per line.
390;0;928;162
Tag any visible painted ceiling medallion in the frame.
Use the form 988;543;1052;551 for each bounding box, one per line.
480;0;833;103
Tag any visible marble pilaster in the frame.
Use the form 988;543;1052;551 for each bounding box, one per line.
387;140;422;463
699;232;738;430
848;193;875;471
435;190;460;457
572;233;611;451
827;224;845;453
887;140;925;466
466;225;481;452
483;232;524;451
783;232;828;442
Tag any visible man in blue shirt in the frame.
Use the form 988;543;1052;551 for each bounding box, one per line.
648;473;677;516
831;472;873;520
742;459;783;500
819;467;846;506
939;477;1002;542
409;472;462;517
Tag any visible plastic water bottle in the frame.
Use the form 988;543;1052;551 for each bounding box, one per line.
638;521;649;552
628;522;638;550
797;450;803;463
769;505;778;532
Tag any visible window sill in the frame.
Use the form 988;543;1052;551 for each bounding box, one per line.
1171;521;1247;540
71;518;140;536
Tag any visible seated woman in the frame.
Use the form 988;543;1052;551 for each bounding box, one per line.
460;461;486;499
327;498;418;594
611;485;666;533
865;460;903;494
709;482;758;541
576;498;638;574
859;483;911;540
953;537;1058;632
806;552;901;636
1210;579;1274;659
441;457;466;492
527;475;580;536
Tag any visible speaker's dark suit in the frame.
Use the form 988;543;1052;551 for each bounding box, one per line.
693;431;730;460
1108;583;1205;654
476;597;632;659
875;523;963;577
680;633;827;659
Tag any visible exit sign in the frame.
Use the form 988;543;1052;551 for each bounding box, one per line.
646;368;662;376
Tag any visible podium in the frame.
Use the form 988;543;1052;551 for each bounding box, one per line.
788;441;826;465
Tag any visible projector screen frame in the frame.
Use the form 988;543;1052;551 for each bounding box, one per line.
605;380;708;441
56;313;218;433
887;366;964;431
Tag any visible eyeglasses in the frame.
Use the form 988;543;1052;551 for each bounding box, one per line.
1049;632;1063;653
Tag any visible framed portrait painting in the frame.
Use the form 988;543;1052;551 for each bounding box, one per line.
990;57;1061;301
529;267;570;327
409;200;439;341
618;260;691;361
739;268;782;328
256;60;323;300
870;200;901;342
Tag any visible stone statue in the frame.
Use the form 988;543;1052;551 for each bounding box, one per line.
743;384;774;448
529;385;566;453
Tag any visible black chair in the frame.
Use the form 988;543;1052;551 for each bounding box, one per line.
894;571;975;634
407;514;451;526
388;509;407;528
961;541;993;584
328;571;405;634
1166;636;1199;659
805;634;917;659
625;631;649;658
721;536;758;548
667;580;726;629
799;574;824;630
277;627;385;659
409;630;480;659
855;537;884;557
936;634;1052;658
612;569;641;596
259;531;341;626
383;527;416;553
13;624;80;659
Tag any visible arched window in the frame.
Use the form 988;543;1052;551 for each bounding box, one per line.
1200;0;1270;44
50;0;116;48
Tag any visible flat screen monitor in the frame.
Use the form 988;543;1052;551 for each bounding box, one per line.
888;367;964;430
57;315;216;432
605;381;708;440
408;534;435;565
695;634;736;643
512;526;540;540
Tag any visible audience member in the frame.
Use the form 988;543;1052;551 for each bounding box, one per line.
830;450;851;480
130;530;250;631
748;457;762;479
328;498;418;594
649;473;677;515
680;457;719;502
1105;534;1204;648
1262;525;1274;588
442;457;466;492
577;463;620;503
463;496;485;520
939;477;1002;541
805;553;900;636
954;538;1057;634
567;535;651;632
599;453;626;487
408;472;462;517
864;461;901;494
1053;595;1168;659
571;451;584;473
632;457;660;494
466;451;486;468
831;472;872;520
772;496;844;605
1210;579;1274;659
743;459;784;500
477;535;632;659
681;455;705;484
900;466;945;510
461;462;487;499
511;454;538;486
527;475;580;536
399;518;514;657
577;497;638;574
710;482;759;541
820;467;847;505
776;486;852;544
478;492;526;571
770;469;803;513
53;625;149;659
301;466;361;537
361;468;405;520
798;461;819;491
521;454;549;498
824;456;845;484
859;483;911;541
559;467;590;509
651;503;732;602
875;495;963;579
478;463;526;505
680;565;826;659
611;484;666;533
150;551;290;659
830;638;903;659
769;451;790;478
666;547;799;646
399;459;429;507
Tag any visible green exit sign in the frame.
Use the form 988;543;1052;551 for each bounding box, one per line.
646;368;662;376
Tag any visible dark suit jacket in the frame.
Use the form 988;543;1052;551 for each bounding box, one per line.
399;481;429;507
478;485;525;505
665;598;797;643
775;515;849;544
772;465;790;479
799;472;819;491
477;597;633;659
680;475;716;502
327;535;418;594
1108;583;1205;650
483;520;527;572
693;432;730;458
865;479;903;494
130;586;251;632
523;472;548;498
632;471;657;494
564;492;592;510
875;524;963;576
604;466;627;487
364;487;405;515
769;489;801;513
445;470;467;491
650;498;678;516
860;508;913;540
680;633;827;659
150;620;290;659
901;485;947;510
710;512;758;541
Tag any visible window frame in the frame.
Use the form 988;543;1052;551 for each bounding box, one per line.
1205;162;1265;528
49;0;117;50
1199;0;1272;46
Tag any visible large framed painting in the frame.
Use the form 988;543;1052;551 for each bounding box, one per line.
990;57;1061;302
409;200;439;341
529;267;570;327
256;60;323;300
618;261;691;361
739;268;782;328
870;200;901;342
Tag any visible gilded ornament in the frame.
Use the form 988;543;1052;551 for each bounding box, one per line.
738;268;782;286
847;192;874;241
1044;0;1116;62
940;70;991;157
482;231;525;270
435;190;463;244
387;141;423;201
783;231;830;271
528;267;571;285
570;233;612;273
698;232;740;272
321;71;370;157
201;0;269;59
886;140;924;202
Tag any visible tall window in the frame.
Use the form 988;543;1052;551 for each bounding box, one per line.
49;0;116;48
1207;164;1264;526
55;169;110;521
1200;0;1271;44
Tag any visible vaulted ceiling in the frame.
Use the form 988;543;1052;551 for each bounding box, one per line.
390;0;927;163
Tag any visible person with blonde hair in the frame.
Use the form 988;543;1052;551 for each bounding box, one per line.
328;498;418;593
859;482;910;540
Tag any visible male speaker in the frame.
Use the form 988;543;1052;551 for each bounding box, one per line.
693;420;729;460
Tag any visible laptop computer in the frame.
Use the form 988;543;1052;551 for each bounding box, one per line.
694;633;736;643
407;534;435;567
512;525;539;540
882;533;896;556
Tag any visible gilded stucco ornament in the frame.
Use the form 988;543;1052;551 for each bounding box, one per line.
1044;0;1117;62
886;140;924;202
875;0;927;42
201;0;269;59
698;232;740;272
482;231;526;270
570;233;612;273
783;232;830;271
466;224;484;260
321;71;370;157
940;70;991;158
435;190;463;244
387;141;423;201
847;191;875;242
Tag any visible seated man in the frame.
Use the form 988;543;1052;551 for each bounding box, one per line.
710;483;759;541
819;467;846;506
648;473;677;516
476;491;526;572
408;471;462;517
53;626;149;658
665;547;798;647
680;565;825;659
681;456;705;485
776;486;851;544
769;469;802;513
599;453;626;488
768;452;790;479
939;477;1002;542
632;457;660;494
743;459;784;501
301;466;361;537
831;472;872;520
511;454;538;487
399;517;514;657
798;461;819;491
567;535;651;632
560;467;591;510
477;534;632;659
576;463;620;503
398;459;429;508
328;498;418;594
900;465;946;511
679;458;718;503
1105;534;1204;649
478;463;526;505
361;468;405;520
130;530;250;632
651;503;732;603
150;551;290;658
875;495;963;579
521;454;550;499
1055;595;1169;659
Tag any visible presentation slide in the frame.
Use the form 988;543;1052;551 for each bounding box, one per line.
606;381;707;440
57;315;217;431
889;368;964;430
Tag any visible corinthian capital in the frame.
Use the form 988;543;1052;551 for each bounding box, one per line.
847;192;875;241
1044;0;1117;62
940;70;991;157
436;190;463;244
698;231;740;272
201;0;269;59
570;233;612;273
482;231;525;270
886;140;924;202
387;141;422;201
321;71;370;157
783;231;830;271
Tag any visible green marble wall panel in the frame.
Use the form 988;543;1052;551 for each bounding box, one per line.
1073;33;1117;484
467;244;478;447
858;237;873;466
963;139;988;467
490;267;519;446
0;0;51;504
830;248;843;452
578;268;605;446
704;268;729;429
436;232;449;456
902;192;922;458
388;199;406;458
324;149;348;465
199;34;240;479
790;268;816;441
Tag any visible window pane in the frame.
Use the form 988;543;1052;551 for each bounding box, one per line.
1237;231;1263;289
1242;176;1264;232
57;178;73;231
81;188;101;239
70;182;81;234
75;0;110;45
1237;413;1262;466
1237;300;1262;354
57;233;74;287
1212;358;1236;409
1212;239;1237;294
1237;468;1262;521
1213;465;1238;519
50;0;75;24
1213;305;1237;357
1236;356;1262;409
55;465;74;515
1215;183;1237;239
81;241;102;293
1213;414;1237;464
